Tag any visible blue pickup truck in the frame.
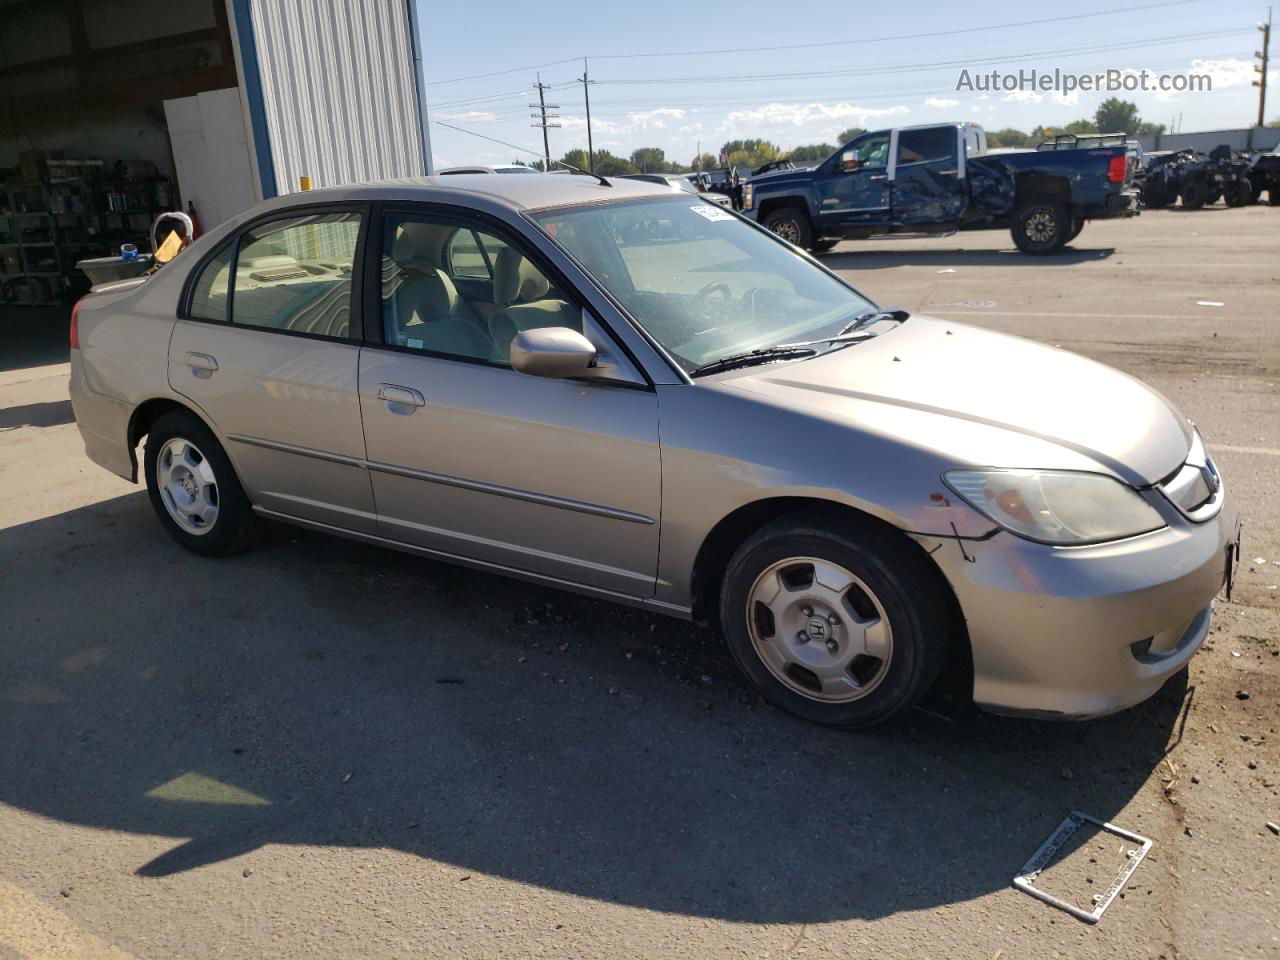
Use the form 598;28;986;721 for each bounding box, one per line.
741;122;1138;255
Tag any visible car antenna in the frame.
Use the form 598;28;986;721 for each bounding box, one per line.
433;120;610;186
551;158;611;187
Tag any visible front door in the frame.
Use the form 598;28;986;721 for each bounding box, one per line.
169;207;376;532
890;126;967;225
815;131;892;231
358;207;661;598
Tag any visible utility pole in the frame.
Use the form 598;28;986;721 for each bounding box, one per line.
1255;7;1272;129
530;73;560;171
580;58;594;172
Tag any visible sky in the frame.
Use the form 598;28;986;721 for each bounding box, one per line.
417;0;1278;168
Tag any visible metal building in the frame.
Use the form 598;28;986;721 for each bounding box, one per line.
0;0;432;305
230;0;432;199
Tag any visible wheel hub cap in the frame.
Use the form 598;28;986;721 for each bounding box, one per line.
156;437;219;536
746;557;893;703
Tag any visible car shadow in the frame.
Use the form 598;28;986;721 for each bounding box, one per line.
0;399;74;430
0;492;1188;923
819;246;1115;269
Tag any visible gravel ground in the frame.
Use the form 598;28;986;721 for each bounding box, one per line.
1;205;1277;959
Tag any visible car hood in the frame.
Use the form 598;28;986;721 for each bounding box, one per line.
723;317;1192;486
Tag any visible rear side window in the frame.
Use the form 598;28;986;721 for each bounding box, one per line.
230;213;361;337
896;127;957;165
188;244;234;322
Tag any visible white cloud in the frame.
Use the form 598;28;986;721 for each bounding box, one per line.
1051;90;1081;106
924;97;960;108
1002;90;1043;104
436;110;497;123
627;107;687;129
722;101;910;130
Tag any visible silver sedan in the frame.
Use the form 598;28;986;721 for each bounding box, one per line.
68;174;1239;727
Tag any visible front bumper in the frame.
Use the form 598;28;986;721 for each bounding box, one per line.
920;489;1237;719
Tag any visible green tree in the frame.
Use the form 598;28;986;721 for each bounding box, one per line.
692;152;718;170
719;139;780;168
1094;98;1141;135
590;149;639;176
1136;121;1166;137
986;128;1033;148
788;143;836;163
836;127;866;145
555;149;591;172
630;147;666;173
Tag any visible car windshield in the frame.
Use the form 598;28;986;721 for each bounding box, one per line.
532;196;875;373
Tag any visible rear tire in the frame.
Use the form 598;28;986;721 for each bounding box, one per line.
1180;179;1207;210
144;409;258;557
1010;199;1070;255
810;239;839;254
1068;218;1084;242
719;513;952;728
762;207;813;250
1224;180;1252;207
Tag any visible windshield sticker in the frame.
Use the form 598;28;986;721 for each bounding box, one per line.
689;204;735;222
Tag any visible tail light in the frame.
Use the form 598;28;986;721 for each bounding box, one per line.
1108;155;1126;183
69;297;83;349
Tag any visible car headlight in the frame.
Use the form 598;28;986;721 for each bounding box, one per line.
743;183;753;209
943;469;1166;545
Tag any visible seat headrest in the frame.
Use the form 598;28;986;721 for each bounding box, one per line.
494;246;551;307
393;222;437;263
400;268;462;323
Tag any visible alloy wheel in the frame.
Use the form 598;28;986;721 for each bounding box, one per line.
746;557;894;702
770;220;800;244
156;437;219;536
1025;208;1057;244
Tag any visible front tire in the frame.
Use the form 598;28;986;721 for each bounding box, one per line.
810;239;839;254
719;514;953;728
144;409;258;556
1010;199;1070;255
762;206;813;249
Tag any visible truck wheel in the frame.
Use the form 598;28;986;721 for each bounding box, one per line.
1270;188;1280;207
1180;180;1207;210
1224;180;1252;207
1141;184;1168;208
811;239;839;254
1068;218;1084;242
1010;199;1070;255
762;207;813;249
1206;185;1222;206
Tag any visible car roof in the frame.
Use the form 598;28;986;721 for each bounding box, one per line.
254;174;674;214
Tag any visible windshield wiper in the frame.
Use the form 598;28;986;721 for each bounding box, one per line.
690;345;819;377
836;306;910;337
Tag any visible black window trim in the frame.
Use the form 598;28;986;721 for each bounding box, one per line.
177;201;371;347
364;200;655;390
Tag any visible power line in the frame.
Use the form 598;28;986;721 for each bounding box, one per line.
433;120;561;165
429;56;583;86
586;0;1212;60
594;27;1249;85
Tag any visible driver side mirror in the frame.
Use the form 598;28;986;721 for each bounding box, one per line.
840;151;860;173
510;327;599;379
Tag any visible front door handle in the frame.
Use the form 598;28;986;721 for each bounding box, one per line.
867;174;888;181
377;383;426;408
185;352;218;373
937;168;958;175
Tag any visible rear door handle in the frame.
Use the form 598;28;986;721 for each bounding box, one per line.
377;383;426;408
867;174;887;181
938;168;958;175
185;352;218;372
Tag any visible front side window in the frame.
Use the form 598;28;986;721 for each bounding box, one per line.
222;212;361;338
840;133;890;172
534;197;874;372
382;214;581;364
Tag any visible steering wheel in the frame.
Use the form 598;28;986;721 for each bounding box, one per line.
692;280;733;320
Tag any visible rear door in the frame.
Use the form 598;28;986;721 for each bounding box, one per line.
890;126;966;224
169;205;377;532
357;205;661;598
814;131;892;231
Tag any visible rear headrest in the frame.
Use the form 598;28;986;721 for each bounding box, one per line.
494;246;550;306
